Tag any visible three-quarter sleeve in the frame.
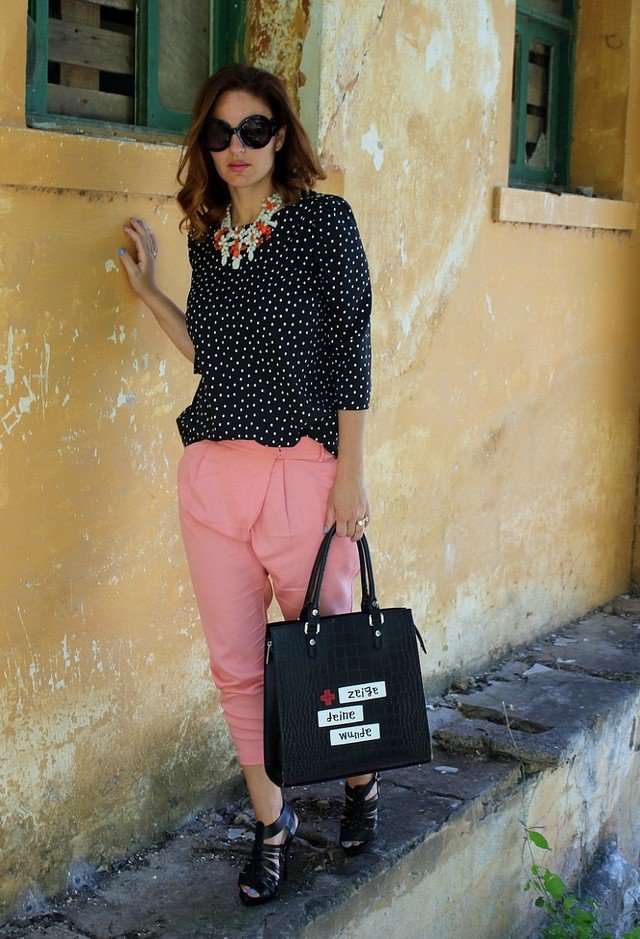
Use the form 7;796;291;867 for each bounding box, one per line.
312;196;372;410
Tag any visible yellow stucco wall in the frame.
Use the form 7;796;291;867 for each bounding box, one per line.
1;0;639;915
625;0;640;584
572;0;632;198
317;0;640;670
0;8;228;911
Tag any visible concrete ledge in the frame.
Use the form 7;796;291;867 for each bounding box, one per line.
493;185;638;231
1;598;639;938
0;125;344;198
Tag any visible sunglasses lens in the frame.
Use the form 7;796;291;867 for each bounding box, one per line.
203;120;231;152
238;116;274;149
202;115;277;151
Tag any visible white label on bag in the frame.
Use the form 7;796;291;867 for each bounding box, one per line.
317;705;364;727
329;723;381;746
338;681;386;703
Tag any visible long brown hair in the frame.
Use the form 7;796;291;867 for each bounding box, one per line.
176;64;326;241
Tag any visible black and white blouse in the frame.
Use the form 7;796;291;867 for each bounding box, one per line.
176;190;372;457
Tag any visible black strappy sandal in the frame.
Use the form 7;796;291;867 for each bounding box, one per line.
339;773;380;856
238;801;298;905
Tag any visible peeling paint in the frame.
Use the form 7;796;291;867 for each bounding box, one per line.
18;375;36;413
361;123;384;171
108;389;136;421
424;27;452;92
248;0;312;106
36;342;51;418
0;326;15;391
322;0;501;350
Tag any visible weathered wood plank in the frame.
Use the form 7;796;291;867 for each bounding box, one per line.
48;18;134;75
157;0;209;113
59;63;101;91
60;0;100;22
60;0;100;89
48;82;134;122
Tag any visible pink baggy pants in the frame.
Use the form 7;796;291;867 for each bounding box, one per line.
177;436;360;765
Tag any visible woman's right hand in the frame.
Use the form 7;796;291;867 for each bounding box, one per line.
118;217;159;300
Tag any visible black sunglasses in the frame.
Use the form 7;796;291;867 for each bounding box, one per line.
201;115;280;152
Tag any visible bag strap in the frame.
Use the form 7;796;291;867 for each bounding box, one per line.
300;523;337;615
357;531;379;613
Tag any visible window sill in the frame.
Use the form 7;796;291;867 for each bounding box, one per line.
0;123;181;197
493;186;637;231
0;123;343;198
26;113;185;147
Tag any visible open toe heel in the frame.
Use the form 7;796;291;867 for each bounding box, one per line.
238;801;298;905
340;772;379;856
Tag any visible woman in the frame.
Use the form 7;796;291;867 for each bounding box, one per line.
118;64;377;905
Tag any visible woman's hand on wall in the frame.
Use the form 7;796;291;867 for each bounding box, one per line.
116;217;195;365
118;217;159;302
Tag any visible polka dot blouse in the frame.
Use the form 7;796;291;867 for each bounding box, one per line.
176;190;372;457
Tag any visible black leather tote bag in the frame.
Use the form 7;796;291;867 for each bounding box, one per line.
264;525;432;787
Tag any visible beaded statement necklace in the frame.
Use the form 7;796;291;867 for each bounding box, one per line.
213;193;284;269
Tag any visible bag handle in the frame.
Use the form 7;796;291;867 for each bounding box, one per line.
292;524;427;659
300;524;378;617
299;524;384;648
298;524;334;612
357;531;379;613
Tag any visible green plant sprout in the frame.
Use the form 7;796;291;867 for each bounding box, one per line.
524;828;640;939
499;700;639;939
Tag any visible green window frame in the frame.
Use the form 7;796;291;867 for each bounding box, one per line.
510;0;575;188
26;0;246;140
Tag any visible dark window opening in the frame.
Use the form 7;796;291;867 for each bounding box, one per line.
525;41;551;166
99;69;134;98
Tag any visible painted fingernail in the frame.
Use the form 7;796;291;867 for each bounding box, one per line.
118;248;125;255
322;526;328;533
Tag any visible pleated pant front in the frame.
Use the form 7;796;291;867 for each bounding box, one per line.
177;436;360;765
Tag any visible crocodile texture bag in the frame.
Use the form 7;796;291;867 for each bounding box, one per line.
264;525;432;787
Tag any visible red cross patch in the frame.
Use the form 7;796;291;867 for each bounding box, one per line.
320;689;336;706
